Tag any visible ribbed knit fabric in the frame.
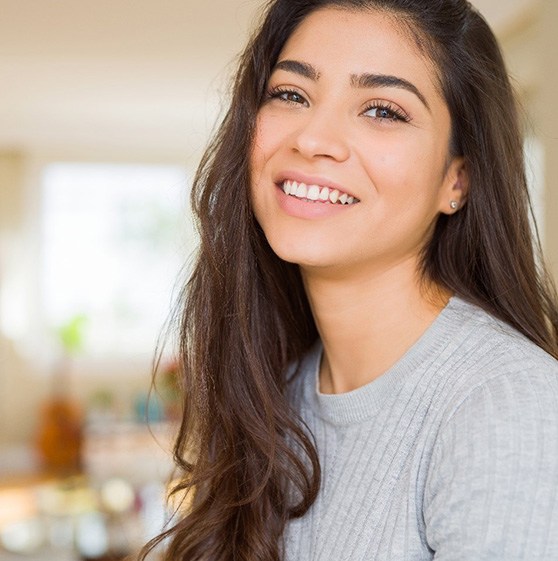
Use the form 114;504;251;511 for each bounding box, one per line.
284;296;558;560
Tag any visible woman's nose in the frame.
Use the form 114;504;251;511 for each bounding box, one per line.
290;109;350;162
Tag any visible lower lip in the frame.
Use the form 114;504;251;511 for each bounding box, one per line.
275;185;356;219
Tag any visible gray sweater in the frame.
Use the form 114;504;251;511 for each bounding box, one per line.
284;296;558;560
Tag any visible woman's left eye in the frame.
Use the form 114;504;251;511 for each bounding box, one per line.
363;103;409;123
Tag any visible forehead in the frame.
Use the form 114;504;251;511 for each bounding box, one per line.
278;7;442;95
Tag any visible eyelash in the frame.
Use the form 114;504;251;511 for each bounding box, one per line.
266;86;308;106
265;86;410;123
362;101;410;123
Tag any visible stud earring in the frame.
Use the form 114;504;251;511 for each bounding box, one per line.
450;200;459;210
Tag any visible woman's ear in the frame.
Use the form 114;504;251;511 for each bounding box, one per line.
440;156;469;215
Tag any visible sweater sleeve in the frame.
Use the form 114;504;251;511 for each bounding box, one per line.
423;367;558;561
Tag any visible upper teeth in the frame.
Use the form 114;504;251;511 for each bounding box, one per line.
282;180;358;205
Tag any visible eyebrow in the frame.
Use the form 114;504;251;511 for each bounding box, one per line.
274;59;321;81
273;59;430;111
351;73;430;111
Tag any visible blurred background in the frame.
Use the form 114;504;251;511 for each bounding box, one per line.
0;0;557;559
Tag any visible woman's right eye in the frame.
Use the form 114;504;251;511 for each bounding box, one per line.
267;87;308;106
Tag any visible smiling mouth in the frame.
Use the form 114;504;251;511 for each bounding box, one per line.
281;180;360;205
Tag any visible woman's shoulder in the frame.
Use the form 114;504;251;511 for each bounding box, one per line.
447;295;557;370
423;300;558;558
432;295;558;424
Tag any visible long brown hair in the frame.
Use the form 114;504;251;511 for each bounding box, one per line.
140;1;558;559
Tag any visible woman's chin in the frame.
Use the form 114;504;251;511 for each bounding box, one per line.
269;241;337;270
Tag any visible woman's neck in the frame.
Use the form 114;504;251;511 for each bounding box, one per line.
301;258;450;394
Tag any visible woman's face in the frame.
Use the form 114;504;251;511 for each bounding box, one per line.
250;7;464;278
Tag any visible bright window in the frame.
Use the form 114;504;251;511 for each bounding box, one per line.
41;163;192;357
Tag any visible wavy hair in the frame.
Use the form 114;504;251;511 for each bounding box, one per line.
140;1;558;559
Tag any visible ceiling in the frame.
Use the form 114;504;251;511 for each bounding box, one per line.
0;0;537;160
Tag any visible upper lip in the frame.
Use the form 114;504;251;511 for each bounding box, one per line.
274;171;358;199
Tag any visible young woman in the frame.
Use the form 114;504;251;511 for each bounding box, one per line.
142;0;558;559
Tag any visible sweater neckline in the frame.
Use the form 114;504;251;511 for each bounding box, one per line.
303;296;476;426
